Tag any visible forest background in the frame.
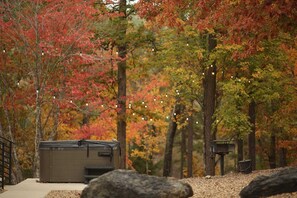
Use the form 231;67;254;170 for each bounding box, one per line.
0;0;296;183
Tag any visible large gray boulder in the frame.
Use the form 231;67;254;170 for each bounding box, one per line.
240;167;297;198
81;169;193;198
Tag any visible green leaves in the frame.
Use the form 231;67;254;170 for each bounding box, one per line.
215;78;251;138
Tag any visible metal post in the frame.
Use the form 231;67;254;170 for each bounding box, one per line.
9;141;12;185
1;142;5;189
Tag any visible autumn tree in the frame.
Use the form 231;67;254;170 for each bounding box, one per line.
137;0;297;173
1;0;97;177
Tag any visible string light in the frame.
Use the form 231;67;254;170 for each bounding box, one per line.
153;98;156;101
79;52;82;56
115;105;118;108
173;113;176;116
231;76;234;79
86;103;89;106
133;113;135;116
151;48;155;52
165;94;168;97
210;65;213;68
128;103;132;108
70;100;73;103
41;51;44;56
116;52;118;55
3;49;6;53
186;118;189;121
53;96;56;99
101;104;104;107
211;72;215;75
186;43;189;46
150;118;153;121
142;101;145;105
145;105;148;108
142;117;145;120
202;73;205;76
36;90;39;94
160;100;163;104
17;82;20;86
196;121;199;124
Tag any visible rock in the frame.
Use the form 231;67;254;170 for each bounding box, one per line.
239;167;297;198
81;169;193;198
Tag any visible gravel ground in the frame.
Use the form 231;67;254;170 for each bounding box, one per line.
45;168;297;198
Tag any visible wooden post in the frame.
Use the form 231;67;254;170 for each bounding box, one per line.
220;154;225;176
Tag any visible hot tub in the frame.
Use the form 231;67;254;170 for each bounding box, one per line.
39;140;120;183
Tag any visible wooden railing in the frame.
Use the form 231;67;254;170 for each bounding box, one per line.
0;136;13;189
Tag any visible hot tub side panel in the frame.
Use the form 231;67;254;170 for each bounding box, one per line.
40;142;120;183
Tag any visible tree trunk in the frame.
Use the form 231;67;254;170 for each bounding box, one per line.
163;105;182;177
268;134;276;169
33;91;43;178
202;33;217;176
279;147;287;167
187;115;193;178
180;129;186;179
248;100;256;170
33;2;43;177
0;121;3;137
49;102;59;140
237;138;243;171
116;0;127;169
